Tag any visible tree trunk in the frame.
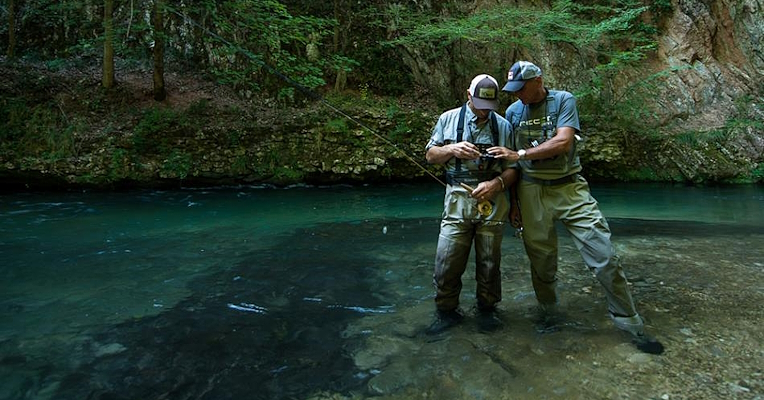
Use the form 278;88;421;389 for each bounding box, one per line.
7;0;15;58
102;0;115;89
152;0;166;101
332;0;346;92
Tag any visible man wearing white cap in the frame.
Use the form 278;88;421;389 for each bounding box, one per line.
423;74;518;334
495;60;663;353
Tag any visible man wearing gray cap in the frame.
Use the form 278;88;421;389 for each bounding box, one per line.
424;74;518;334
495;61;663;353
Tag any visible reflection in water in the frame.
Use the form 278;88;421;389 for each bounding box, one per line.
0;184;762;400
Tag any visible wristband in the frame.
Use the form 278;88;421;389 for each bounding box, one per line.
496;176;505;190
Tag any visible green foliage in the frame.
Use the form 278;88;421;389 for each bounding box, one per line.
132;107;178;153
581;65;691;132
0;99;29;142
727;117;764;131
107;148;130;182
728;95;764;131
187;98;211;116
650;0;674;16
7;0;361;102
11;0;103;58
231;155;250;175
272;166;304;183
359;84;370;101
3;0;756;187
388;0;660;127
384;104;413;142
227;131;242;147
752;164;764;181
0;97;80;160
131;106;199;160
623;166;659;181
384;0;652;50
175;1;342;100
383;6;536;48
161;150;193;180
325;118;349;134
675;129;729;146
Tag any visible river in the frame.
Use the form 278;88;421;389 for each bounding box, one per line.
1;182;762;400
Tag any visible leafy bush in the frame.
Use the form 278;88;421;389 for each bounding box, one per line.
161;150;193;180
0;99;29;142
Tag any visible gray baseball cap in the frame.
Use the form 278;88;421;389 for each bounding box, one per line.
502;61;542;92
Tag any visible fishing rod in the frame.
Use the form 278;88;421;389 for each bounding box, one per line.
167;8;447;187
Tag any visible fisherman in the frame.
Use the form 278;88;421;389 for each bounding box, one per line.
424;74;519;334
497;60;663;353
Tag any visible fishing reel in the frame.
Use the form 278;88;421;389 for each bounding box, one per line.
458;181;493;217
477;200;493;217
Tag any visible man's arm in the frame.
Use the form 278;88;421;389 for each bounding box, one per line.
426;142;482;164
509;179;521;228
471;166;520;200
487;127;576;162
522;126;576;160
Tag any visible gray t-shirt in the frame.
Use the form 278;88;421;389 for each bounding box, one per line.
505;90;582;180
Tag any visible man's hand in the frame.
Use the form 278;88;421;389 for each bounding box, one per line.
426;142;481;164
486;127;577;162
487;146;520;162
471;178;502;201
449;142;481;160
510;205;522;228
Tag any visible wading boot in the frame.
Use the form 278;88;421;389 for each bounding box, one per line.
476;307;503;333
425;309;464;335
534;302;562;334
612;313;665;355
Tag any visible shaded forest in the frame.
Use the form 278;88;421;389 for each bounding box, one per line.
1;0;762;188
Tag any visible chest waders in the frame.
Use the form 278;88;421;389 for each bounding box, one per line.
430;104;508;322
508;93;580;181
446;104;500;217
509;93;643;337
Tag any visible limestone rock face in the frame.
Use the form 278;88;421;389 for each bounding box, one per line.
536;0;762;182
652;0;761;131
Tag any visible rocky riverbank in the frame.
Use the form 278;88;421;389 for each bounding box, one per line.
1;63;762;191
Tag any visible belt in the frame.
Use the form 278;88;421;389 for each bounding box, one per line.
521;174;579;186
445;172;499;186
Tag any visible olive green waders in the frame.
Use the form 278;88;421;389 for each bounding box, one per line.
433;184;508;312
517;175;639;318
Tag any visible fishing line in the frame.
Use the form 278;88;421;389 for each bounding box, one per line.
167;8;447;187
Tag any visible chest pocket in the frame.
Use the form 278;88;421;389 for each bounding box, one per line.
510;96;578;172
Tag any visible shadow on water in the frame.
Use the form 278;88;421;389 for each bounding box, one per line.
51;219;431;400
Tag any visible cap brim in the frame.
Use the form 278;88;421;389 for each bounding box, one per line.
502;80;526;93
471;97;499;111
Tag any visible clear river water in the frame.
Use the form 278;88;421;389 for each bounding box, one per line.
1;182;762;400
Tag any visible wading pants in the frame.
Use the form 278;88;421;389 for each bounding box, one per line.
518;175;638;318
433;185;507;312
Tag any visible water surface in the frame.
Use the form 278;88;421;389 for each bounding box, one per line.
1;183;762;400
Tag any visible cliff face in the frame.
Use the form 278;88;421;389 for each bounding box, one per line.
630;0;763;182
651;0;761;130
528;0;763;182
